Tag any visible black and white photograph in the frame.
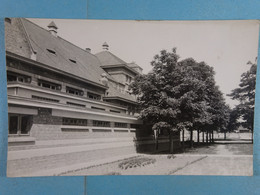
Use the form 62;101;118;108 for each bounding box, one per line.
5;18;258;177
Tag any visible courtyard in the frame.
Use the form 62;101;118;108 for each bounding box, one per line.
60;133;253;176
7;132;253;177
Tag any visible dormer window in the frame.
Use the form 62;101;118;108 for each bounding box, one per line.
69;59;76;64
46;49;56;55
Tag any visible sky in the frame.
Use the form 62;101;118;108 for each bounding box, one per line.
29;18;259;108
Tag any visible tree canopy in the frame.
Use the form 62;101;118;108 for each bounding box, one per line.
228;61;257;132
130;48;229;141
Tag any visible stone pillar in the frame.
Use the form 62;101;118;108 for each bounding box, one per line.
88;120;93;132
61;82;66;93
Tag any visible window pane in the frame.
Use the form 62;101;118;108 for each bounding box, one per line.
9;116;18;134
7;75;17;82
21;116;30;134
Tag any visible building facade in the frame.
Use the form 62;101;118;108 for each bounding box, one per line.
5;18;177;153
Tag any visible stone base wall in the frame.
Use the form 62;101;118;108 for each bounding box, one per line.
30;124;138;140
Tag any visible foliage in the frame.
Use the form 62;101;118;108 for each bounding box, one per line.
118;157;156;170
130;48;229;135
227;107;240;132
228;61;256;131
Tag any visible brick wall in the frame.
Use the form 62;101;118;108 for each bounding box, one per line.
33;108;62;125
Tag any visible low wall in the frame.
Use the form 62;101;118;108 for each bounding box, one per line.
27;123;181;154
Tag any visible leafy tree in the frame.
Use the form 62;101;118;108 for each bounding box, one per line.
228;61;256;142
227;107;240;132
131;49;182;152
131;48;229;151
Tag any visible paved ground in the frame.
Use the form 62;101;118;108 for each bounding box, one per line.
62;141;253;176
171;142;252;176
7;133;253;177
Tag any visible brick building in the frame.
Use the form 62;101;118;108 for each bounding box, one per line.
5;18;176;153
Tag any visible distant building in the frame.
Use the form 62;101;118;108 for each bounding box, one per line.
237;126;251;133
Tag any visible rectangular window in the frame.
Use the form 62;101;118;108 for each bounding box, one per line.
62;118;88;126
38;79;61;91
67;102;85;108
110;110;120;113
93;120;110;127
32;95;59;103
7;72;31;83
115;122;127;128
87;92;101;100
21;116;31;134
66;86;84;96
9;116;18;134
91;106;105;111
125;75;132;83
8;115;31;135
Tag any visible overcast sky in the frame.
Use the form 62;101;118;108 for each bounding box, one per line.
28;18;259;108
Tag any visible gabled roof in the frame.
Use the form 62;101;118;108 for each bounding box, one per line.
5;18;32;58
95;51;140;75
6;18;110;88
95;50;127;66
127;62;143;71
5;18;137;103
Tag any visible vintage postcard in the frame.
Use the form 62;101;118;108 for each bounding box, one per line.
5;18;258;177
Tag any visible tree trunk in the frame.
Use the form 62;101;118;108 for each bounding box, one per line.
197;130;200;144
224;131;226;140
252;130;253;144
202;132;204;143
182;129;185;151
190;130;193;148
212;130;214;143
155;138;159;150
251;124;254;144
169;132;174;153
206;131;208;143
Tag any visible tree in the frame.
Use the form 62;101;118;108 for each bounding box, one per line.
228;61;256;142
227;107;240;132
131;49;182;153
131;48;228;151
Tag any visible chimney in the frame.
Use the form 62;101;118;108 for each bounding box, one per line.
85;48;91;53
102;42;109;51
47;21;58;37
